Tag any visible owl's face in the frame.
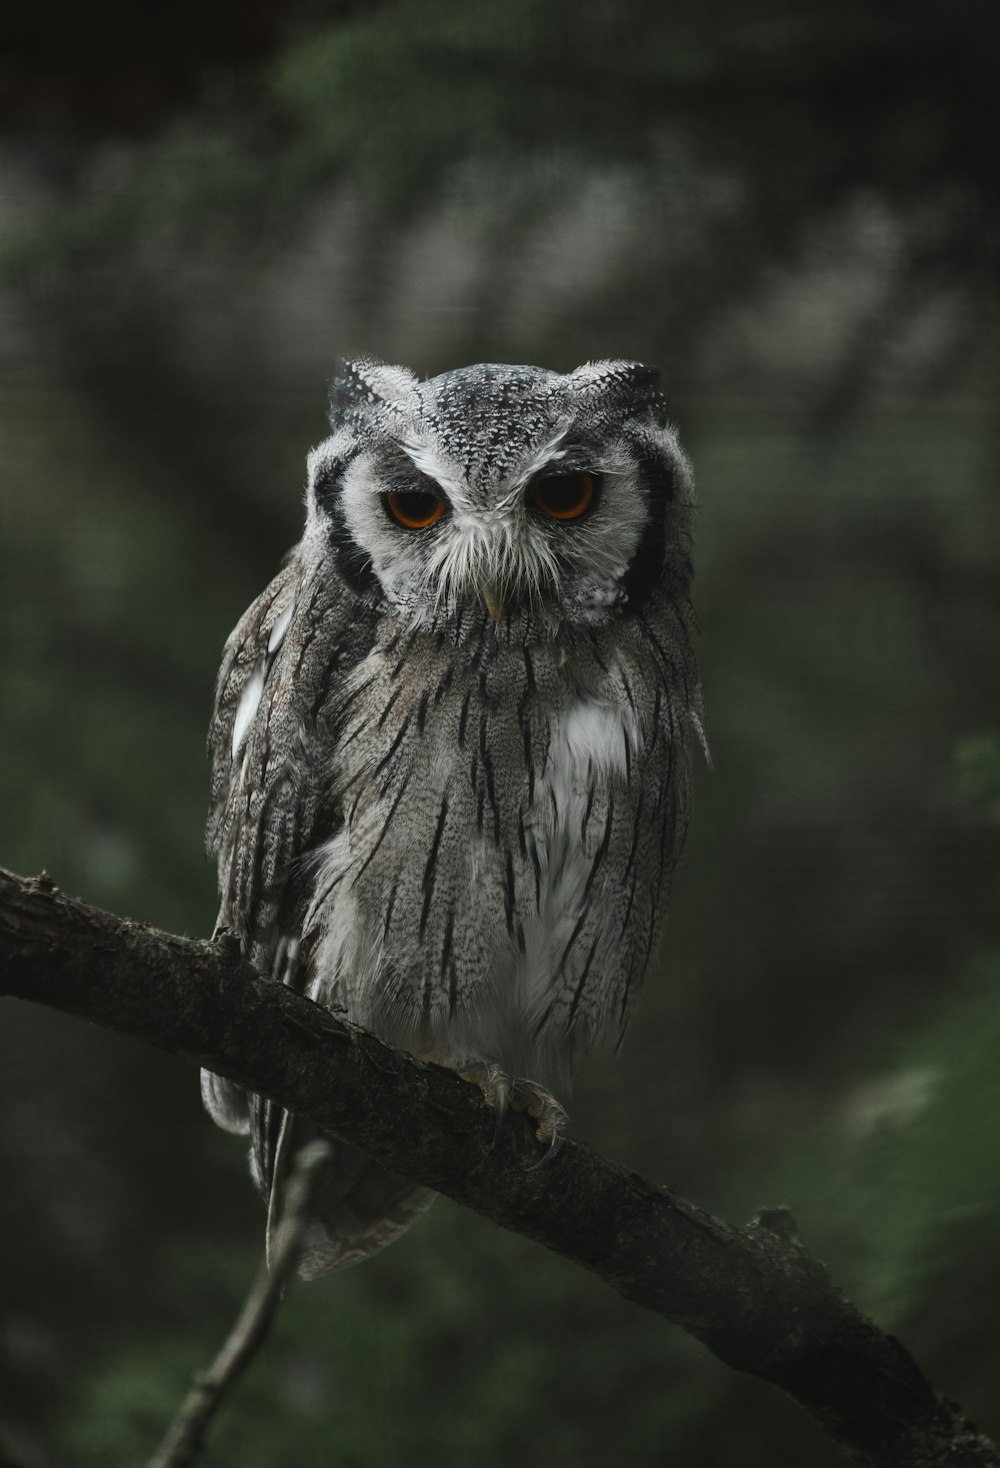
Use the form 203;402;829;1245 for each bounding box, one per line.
304;359;693;634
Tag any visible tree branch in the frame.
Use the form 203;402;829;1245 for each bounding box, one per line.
0;865;996;1468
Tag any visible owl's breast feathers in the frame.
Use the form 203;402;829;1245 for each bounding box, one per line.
305;603;696;1086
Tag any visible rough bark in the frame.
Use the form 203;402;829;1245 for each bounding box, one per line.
0;865;996;1468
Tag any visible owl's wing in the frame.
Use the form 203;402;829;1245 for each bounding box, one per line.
205;550;360;1143
206;556;323;956
202;554;311;1135
202;551;436;1271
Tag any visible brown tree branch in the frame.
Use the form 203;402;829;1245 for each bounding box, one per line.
0;865;996;1468
147;1139;333;1468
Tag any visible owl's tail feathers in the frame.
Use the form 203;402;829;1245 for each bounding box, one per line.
266;1111;436;1278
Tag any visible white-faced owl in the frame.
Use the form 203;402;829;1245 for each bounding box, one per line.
202;359;703;1276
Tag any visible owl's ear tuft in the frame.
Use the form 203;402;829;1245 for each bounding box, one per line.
567;360;663;416
330;358;419;426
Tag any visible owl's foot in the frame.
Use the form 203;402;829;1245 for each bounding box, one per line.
458;1062;568;1162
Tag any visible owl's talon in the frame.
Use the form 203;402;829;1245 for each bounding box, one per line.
459;1061;509;1146
514;1081;568;1163
526;1133;563;1170
485;1064;511;1147
460;1063;568;1159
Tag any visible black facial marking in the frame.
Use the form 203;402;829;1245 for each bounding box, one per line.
314;457;382;600
622;451;678;613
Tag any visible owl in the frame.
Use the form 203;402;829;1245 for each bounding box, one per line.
202;358;702;1277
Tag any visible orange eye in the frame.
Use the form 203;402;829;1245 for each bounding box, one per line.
385;489;447;530
529;470;594;522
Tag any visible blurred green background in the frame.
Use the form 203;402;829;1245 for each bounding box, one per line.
1;2;998;1463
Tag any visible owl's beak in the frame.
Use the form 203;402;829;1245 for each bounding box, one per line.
481;583;504;622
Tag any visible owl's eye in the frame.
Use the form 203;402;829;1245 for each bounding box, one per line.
385;489;447;530
529;470;595;522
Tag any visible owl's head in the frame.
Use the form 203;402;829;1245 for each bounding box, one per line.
303;358;693;635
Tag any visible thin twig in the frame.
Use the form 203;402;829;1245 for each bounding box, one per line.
146;1140;333;1468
